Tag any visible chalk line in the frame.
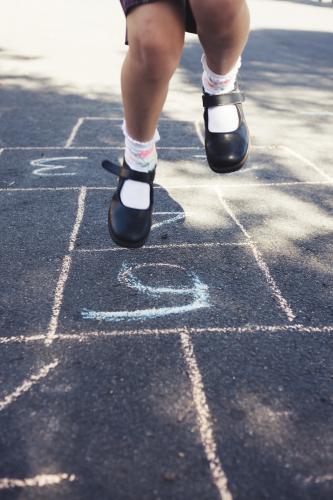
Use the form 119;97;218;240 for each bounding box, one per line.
46;187;87;344
215;188;296;322
194;118;205;146
0;186;82;192
76;242;252;253
75;116;172;122
64;117;85;148
2;146;205;151
68;187;87;252
0;360;59;412
282;145;332;182
0;473;75;490
1;180;333;194
180;329;232;500
151;211;185;230
299;111;333;117
1;323;331;345
303;474;333;485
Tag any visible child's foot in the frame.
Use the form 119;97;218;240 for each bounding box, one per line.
201;54;250;173
101;123;159;248
202;83;250;173
102;158;156;249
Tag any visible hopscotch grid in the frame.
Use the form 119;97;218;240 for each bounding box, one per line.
215;187;296;322
1;121;330;496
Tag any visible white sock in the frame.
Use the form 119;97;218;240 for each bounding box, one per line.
201;53;241;133
120;121;160;210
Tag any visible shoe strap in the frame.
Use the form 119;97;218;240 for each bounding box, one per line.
202;91;244;108
102;159;156;184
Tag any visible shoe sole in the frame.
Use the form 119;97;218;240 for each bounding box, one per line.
108;213;150;249
208;149;249;174
207;138;250;174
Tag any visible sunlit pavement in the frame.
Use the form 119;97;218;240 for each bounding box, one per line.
0;1;332;499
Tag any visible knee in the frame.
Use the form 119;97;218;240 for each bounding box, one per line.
129;30;183;83
193;0;246;32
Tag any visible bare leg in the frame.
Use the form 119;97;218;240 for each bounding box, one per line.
189;0;250;172
121;1;185;141
189;0;250;74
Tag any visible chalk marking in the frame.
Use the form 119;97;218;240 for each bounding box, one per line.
76;242;252;253
151;211;185;230
31;157;87;176
46;188;87;344
2;145;274;151
82;262;210;322
282;145;332;181
0;360;59;412
233;164;264;174
74;116;172;122
65;117;85;148
195;118;205;146
180;329;232;500
0;187;82;192
3;146;205;151
0;473;75;490
215;188;296;322
303;474;333;485
68;187;87;252
0;324;332;345
0;148;4;158
299;112;333;116
1;180;333;194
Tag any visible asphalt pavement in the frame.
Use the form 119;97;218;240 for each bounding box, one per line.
0;1;332;499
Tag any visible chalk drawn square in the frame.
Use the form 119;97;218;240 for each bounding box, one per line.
0;339;219;500
0;149;113;189
71;119;202;148
76;187;245;250
219;184;333;326
155;147;326;186
58;247;288;334
0;190;78;339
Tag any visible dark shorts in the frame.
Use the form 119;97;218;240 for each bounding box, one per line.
119;0;197;44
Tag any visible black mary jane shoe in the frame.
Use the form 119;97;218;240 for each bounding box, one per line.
102;158;156;249
202;83;250;173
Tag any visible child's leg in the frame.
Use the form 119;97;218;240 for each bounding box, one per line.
105;1;185;249
188;0;250;171
189;0;250;74
122;1;185;142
